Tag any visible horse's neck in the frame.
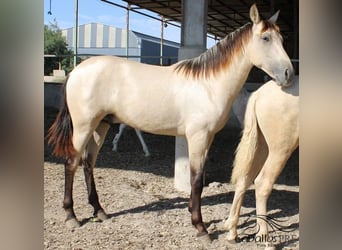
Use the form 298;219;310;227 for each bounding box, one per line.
210;53;253;107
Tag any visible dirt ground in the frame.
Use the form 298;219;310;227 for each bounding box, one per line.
44;107;299;250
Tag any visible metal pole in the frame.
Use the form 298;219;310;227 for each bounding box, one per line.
126;3;130;58
160;16;164;65
293;1;298;73
73;0;78;68
270;0;275;13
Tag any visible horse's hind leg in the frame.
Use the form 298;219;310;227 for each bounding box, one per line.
134;129;150;157
224;176;254;241
112;124;126;151
224;139;268;242
64;127;95;228
82;122;110;221
254;151;291;240
224;146;267;241
64;156;82;228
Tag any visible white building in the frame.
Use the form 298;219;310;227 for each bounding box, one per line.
62;23;179;65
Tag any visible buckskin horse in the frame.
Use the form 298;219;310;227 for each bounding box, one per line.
224;76;299;244
47;4;293;239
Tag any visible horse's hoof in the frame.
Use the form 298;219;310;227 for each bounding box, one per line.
65;218;80;229
197;233;212;246
226;238;237;244
96;210;109;221
226;232;237;243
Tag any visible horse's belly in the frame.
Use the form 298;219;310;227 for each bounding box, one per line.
114;104;184;136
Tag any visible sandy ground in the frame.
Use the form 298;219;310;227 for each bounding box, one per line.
44;107;299;250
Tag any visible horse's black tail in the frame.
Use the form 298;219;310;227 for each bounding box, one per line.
46;75;76;158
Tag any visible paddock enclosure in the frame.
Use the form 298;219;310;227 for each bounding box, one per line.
44;1;299;248
44;106;298;249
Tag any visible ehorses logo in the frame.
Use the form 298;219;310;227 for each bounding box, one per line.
237;215;299;246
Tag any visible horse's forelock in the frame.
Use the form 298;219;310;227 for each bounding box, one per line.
261;20;280;33
175;23;253;79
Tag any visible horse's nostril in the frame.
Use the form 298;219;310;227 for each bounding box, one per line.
285;68;289;79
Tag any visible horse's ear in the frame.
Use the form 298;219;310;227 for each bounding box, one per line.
268;10;280;24
250;3;260;24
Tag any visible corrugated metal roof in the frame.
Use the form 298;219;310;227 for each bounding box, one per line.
101;0;298;60
121;0;298;39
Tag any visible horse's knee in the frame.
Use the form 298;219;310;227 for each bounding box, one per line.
190;170;204;188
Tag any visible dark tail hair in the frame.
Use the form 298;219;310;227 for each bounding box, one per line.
46;75;76;158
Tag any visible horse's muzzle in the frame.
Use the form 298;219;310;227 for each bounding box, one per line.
274;65;295;87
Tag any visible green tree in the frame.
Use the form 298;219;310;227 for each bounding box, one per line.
44;20;73;75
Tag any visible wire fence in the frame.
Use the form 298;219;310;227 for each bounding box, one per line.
44;54;299;83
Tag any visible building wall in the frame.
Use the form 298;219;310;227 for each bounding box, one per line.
140;40;178;65
62;23;140;55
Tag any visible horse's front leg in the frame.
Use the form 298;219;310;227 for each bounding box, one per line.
82;122;110;221
189;168;206;236
187;132;214;238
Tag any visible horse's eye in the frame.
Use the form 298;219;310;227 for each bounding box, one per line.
262;36;270;42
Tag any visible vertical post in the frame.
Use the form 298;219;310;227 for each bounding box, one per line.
160;16;164;66
126;3;130;58
270;0;275;14
73;0;78;68
174;0;208;193
293;1;298;72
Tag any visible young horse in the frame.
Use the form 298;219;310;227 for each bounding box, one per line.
224;76;299;244
47;4;294;239
112;124;150;157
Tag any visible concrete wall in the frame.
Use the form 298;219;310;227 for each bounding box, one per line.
44;82;63;109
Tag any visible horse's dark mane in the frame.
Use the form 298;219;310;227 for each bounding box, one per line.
174;22;253;79
174;21;279;79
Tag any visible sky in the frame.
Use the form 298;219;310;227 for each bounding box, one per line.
44;0;216;48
